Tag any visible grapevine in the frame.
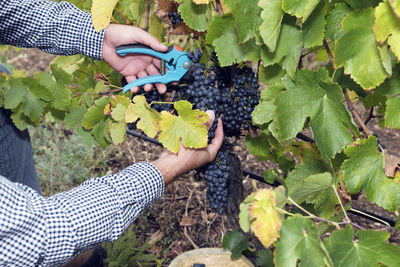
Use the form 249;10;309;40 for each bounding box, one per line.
1;0;400;265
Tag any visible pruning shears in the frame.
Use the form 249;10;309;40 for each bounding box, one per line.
116;44;197;93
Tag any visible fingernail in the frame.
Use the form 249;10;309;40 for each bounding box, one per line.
159;43;168;50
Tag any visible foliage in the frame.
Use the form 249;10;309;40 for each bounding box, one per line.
1;0;400;265
102;225;163;266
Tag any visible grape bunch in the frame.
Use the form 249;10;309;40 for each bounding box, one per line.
168;12;183;25
201;142;231;215
126;50;259;214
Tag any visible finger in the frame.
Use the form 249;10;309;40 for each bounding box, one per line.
146;65;167;94
205;110;216;130
133;28;168;52
207;117;224;157
137;70;154;91
126;76;140;93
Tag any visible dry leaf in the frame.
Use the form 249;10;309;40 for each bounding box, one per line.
180;215;193;226
384;153;400;177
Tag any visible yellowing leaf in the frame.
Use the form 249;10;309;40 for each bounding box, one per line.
111;103;126;122
91;0;119;32
374;0;400;61
158;100;209;153
248;189;281;248
193;0;210;4
125;95;161;138
109;121;126;145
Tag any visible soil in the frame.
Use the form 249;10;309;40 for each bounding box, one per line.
2;47;399;266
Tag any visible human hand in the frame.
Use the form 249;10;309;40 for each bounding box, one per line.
151;111;224;185
102;24;168;94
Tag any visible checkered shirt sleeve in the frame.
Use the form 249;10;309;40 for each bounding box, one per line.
0;0;105;60
0;162;164;266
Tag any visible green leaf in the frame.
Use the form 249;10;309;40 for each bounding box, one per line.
385;97;400;128
82;97;110;129
256;250;274;267
91;119;111;148
125;95;160;138
245;133;271;160
158;100;209;153
334;8;388;89
342;136;400;211
326;3;351;42
288;172;332;203
375;64;400;96
261;20;302;77
274;216;331;267
5;79;27;109
345;0;381;9
109;121;126;145
390;0;400;16
111;103;127;122
374;0;400;61
274;69;355;157
65;105;87;130
50;64;73;85
258;64;285;86
309;91;354;158
325;225;400;267
206;14;259;66
302;1;327;48
233;0;261;43
178;0;210;32
10;109;30;130
252;99;275;126
282;0;321;23
222;230;250;260
22;88;45;121
258;0;283;52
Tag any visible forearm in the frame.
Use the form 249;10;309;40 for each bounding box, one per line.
0;0;104;59
0;162;164;266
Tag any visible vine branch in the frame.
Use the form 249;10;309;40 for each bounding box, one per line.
215;0;224;16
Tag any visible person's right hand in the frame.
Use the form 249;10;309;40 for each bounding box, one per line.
151;110;224;185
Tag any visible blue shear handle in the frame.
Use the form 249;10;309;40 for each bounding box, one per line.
116;44;182;65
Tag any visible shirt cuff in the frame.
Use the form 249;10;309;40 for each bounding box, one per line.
77;11;105;60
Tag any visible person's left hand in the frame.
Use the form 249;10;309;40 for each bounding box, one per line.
102;24;168;94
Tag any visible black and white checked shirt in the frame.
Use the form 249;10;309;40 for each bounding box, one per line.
0;162;164;266
0;0;165;266
0;0;104;59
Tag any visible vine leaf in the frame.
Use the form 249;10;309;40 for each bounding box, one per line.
111;103;127;122
274;216;331;267
91;0;119;32
65;105;87;130
125;95;161;139
233;0;261;43
274;69;355;158
248;189;281;248
334;8;388;89
49;64;72;111
342;135;400;212
178;0;211;32
206;14;259;66
389;0;400;17
222;230;250;260
325;225;400;267
385;96;400;129
261;21;302;78
193;0;210;4
302;1;327;48
258;0;283;52
374;0;400;61
326;3;351;43
109;121;126;145
82;96;110;129
375;64;400;96
158;100;209;153
282;0;321;23
286;162;337;218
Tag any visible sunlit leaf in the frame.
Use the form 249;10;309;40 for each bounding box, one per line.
91;0;119;32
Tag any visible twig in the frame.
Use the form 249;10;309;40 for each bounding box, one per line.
215;0;224;16
323;39;334;68
296;132;315;143
343;89;371;135
332;184;350;222
363;107;374;128
144;0;151;32
183;190;198;249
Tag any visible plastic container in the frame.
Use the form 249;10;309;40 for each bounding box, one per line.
169;248;254;267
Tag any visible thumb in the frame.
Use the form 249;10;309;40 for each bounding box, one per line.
205;110;216;130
